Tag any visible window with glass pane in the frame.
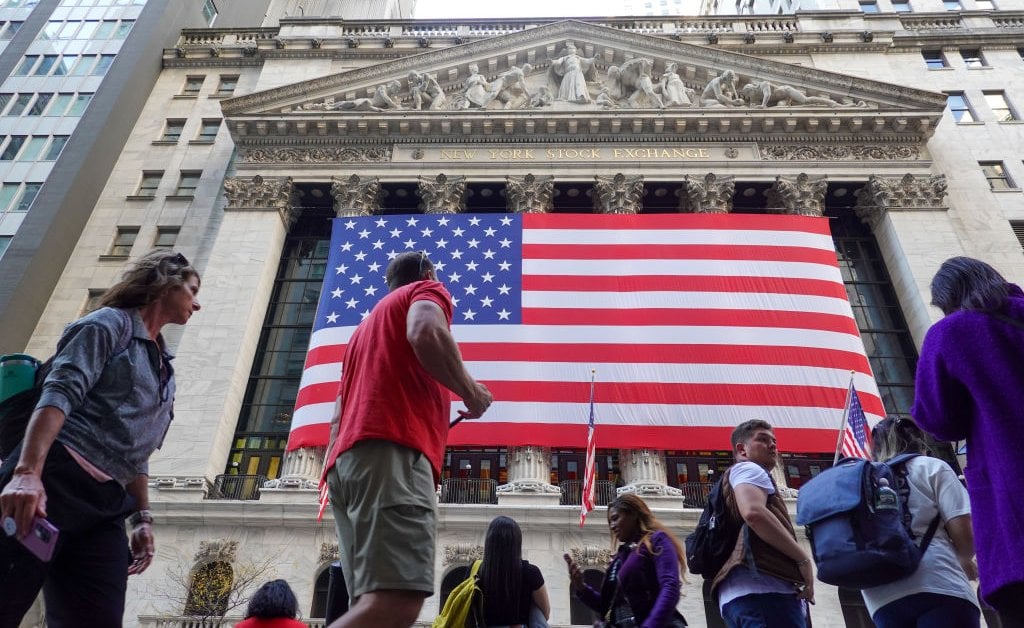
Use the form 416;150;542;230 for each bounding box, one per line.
202;0;217;25
42;21;62;39
43;136;68;160
17;136;47;161
82;289;105;315
922;50;946;69
161;119;184;142
975;0;993;7
175;171;201;196
0;183;18;212
94;20;115;38
984;91;1017;121
91;54;114;75
197;119;220;141
0;236;10;258
13;56;37;76
47;93;73;116
76;20;97;38
153;226;179;249
27;93;52;116
109;227;138;256
943;0;960;8
182;76;204;96
1;136;25;160
1;21;24;40
70;55;95;76
13;183;41;212
58;20;80;38
980;161;1014;189
961;49;984;67
0;94;9;114
136;171;162;197
860;0;879;11
33;55;57;75
67;93;92;116
114;20;132;38
891;0;910;11
946;93;974;122
6;93;32;116
215;75;237;96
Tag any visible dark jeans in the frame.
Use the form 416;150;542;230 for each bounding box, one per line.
872;592;980;628
722;593;806;628
988;583;1024;628
0;443;133;628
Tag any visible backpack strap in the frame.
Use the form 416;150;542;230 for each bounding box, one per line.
885;453;942;555
112;307;134;355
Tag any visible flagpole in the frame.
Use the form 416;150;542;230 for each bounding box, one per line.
579;369;597;528
833;370;856;466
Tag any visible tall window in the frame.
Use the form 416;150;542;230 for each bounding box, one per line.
13;55;37;75
174;171;201;197
980;161;1014;189
182;76;204;96
1;135;26;160
859;0;879;10
946;92;975;122
67;94;92;116
0;21;22;40
922;50;947;69
153;226;180;249
161;119;185;142
13;183;42;212
0;235;10;259
16;136;47;161
215;75;237;96
196;119;220;142
91;54;114;75
136;171;162;197
202;0;217;26
27;93;51;115
961;49;985;68
109;227;138;256
0;183;18;213
44;136;68;160
984;91;1017;121
5;94;32;116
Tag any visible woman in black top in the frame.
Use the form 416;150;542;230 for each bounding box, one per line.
478;516;550;626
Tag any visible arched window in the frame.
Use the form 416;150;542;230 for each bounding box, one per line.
438;565;471;614
310;566;331;618
569;568;605;624
184;560;233;617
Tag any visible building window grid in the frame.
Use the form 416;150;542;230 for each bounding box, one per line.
196;119;220;142
980;161;1015;189
13;183;41;212
0;21;23;40
136;171;162;197
946;92;975;122
961;49;985;68
984;91;1017;122
153;226;180;249
174;171;202;197
182;76;204;96
161;119;185;143
922;50;947;69
109;227;138;256
1;135;25;160
215;75;238;96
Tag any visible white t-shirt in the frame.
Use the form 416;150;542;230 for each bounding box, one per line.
860;456;978;616
717;461;800;611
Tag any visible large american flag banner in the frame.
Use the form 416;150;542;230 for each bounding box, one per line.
287;213;885;453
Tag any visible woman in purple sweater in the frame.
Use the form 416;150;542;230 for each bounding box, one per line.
565;494;687;627
913;256;1024;624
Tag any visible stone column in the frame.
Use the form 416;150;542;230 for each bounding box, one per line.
767;173;828;217
496;445;561;505
506;174;554;213
618;449;682;506
854;173;961;344
331;174;381;216
593;173;644;214
148;175;297;489
681;173;735;213
418;174;467;213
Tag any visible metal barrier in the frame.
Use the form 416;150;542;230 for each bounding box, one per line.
208;474;266;501
439;478;498;504
559;479;616;506
677;482;714;508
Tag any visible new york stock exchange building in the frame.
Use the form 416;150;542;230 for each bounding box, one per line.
17;0;1024;625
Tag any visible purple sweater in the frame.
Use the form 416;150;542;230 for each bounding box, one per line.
577;530;684;627
912;290;1024;602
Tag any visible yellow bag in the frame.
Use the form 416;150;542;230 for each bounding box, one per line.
432;559;483;628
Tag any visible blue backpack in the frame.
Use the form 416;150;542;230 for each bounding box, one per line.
796;453;940;589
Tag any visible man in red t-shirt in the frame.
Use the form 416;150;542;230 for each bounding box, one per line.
324;250;492;628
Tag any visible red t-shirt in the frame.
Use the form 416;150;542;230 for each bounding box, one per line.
325;279;454;482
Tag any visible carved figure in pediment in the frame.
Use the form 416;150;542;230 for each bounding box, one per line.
701;70;744;108
487;63;533;109
608;58;664;109
595;87;619;109
408;70;446;111
660;63;696;108
740;81;846;108
331;80;402;112
527;86;553;109
548;42;599;104
454;63;492;109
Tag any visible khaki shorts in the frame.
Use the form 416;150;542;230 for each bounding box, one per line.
327;439;437;601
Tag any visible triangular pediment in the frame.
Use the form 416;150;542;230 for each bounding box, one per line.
222;19;945;141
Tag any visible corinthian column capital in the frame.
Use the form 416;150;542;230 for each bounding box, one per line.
854;173;948;229
594;173;644;214
683;173;735;214
506;174;554;213
418;174;467;214
767;173;828;217
222;175;298;228
331;174;381;217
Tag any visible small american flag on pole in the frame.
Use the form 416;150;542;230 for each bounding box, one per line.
837;377;872;462
580;370;597;527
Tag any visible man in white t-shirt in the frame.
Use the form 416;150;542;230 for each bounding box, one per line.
713;420;815;627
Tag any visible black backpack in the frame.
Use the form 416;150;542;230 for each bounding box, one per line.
685;473;743;578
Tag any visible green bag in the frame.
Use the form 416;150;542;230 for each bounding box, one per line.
433;559;483;628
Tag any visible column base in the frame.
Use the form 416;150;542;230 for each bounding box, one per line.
497;491;562;506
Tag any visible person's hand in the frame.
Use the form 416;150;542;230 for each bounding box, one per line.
797;560;815;605
0;470;47;539
960;556;979;581
459;381;492;419
128;522;155;575
563;553;584;591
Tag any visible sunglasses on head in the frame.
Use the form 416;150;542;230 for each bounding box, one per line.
418;250;429;276
172;252;189;266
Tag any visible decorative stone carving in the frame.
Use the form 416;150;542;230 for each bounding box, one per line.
444;543;484;566
331;174;381;216
195;539;238;564
319;543;339;564
223;175;297;228
767;173;828;217
568;546;614;568
608;58;664;109
418;174;467;214
700;70;743;107
454;63;492;109
408;70;446;111
302;80;402;112
854;173;948;228
618;449;682;497
487;63;534;109
659;63;696;108
240;146;392;164
266;445;326;489
739;81;859;108
506;174;554;213
548;42;599;104
497;446;561;494
760;144;921;161
594;173;644;214
684;173;735;214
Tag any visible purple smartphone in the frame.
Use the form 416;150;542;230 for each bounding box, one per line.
2;516;59;562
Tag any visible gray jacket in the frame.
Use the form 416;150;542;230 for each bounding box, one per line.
36;307;175;486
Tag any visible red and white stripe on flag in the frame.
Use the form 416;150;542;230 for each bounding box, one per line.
841;381;873;460
287;213;885;453
580;387;597;527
